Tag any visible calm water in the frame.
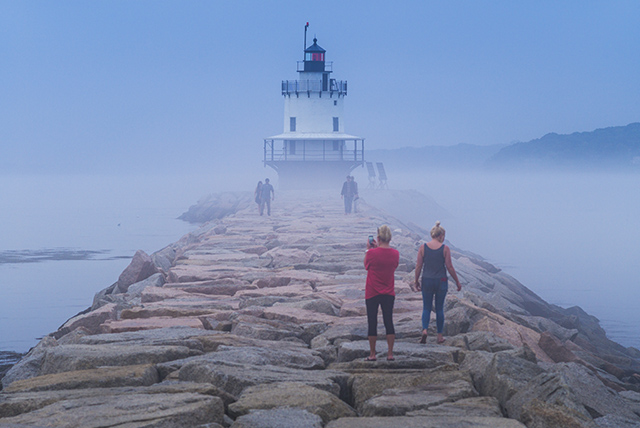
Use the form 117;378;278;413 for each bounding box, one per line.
0;173;226;353
2;171;639;353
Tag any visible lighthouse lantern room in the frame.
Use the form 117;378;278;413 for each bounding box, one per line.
263;24;364;189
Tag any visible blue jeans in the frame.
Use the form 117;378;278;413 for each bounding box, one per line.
421;278;448;333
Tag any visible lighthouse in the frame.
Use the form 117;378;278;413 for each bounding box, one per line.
263;25;364;189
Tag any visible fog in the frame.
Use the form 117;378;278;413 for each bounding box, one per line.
2;2;640;352
3;2;640;176
352;166;640;348
1;166;639;352
0;172;251;352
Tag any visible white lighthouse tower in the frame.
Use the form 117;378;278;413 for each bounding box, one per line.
263;26;364;189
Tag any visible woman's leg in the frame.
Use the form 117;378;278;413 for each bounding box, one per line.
434;280;449;343
421;279;436;332
379;294;395;359
365;296;379;359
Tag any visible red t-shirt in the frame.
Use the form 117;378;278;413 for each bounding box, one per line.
364;247;400;299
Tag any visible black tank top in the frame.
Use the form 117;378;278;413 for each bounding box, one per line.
422;244;447;280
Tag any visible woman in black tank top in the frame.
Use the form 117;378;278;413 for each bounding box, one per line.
414;221;461;344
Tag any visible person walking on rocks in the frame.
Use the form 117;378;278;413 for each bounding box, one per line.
341;175;358;214
259;178;274;216
414;221;461;344
254;181;263;214
351;176;360;213
364;225;399;361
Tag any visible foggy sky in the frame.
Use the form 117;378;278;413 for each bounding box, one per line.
2;1;639;174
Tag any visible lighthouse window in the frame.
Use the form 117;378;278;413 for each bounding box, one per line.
334;100;337;106
333;117;339;132
290;117;296;132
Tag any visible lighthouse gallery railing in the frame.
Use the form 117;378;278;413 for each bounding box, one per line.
282;79;347;96
263;138;364;163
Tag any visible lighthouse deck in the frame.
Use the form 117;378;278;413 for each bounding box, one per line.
264;138;364;163
282;79;347;96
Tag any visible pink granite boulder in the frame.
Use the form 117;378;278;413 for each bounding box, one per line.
116;250;159;293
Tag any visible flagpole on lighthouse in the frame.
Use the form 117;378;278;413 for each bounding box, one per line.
304;22;309;58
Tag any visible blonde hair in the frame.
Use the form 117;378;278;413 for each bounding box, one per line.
377;225;392;243
430;221;445;239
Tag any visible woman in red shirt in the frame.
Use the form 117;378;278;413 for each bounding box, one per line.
364;225;400;361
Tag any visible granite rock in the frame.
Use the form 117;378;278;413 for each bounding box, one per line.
115;249;159;294
59;303;118;336
474;350;546;405
405;396;503;417
3;364;159;393
227;382;357;423
360;378;478;416
230;408;323;428
0;391;224;427
325;415;527;428
126;272;166;297
2;337;58;388
505;362;640;426
178;361;349;399
36;344;200;377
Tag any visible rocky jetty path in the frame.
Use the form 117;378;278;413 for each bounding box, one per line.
2;190;640;427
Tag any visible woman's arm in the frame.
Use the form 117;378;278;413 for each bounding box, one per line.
443;245;462;291
414;245;424;290
364;239;376;267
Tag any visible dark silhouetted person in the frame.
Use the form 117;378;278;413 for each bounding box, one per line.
254;181;263;214
260;178;274;216
351;175;359;212
341;175;357;214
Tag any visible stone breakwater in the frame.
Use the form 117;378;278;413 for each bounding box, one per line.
2;190;640;427
0;352;23;387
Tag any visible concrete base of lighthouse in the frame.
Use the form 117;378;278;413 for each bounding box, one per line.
266;161;363;190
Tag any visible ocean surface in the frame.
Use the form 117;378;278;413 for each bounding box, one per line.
0;173;222;353
1;171;639;353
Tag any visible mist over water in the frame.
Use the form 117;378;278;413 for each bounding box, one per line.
361;168;640;349
0;173;232;352
1;169;639;353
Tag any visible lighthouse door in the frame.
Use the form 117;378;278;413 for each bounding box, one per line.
322;73;328;91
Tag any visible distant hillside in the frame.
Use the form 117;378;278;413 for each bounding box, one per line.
367;143;506;171
485;123;640;170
